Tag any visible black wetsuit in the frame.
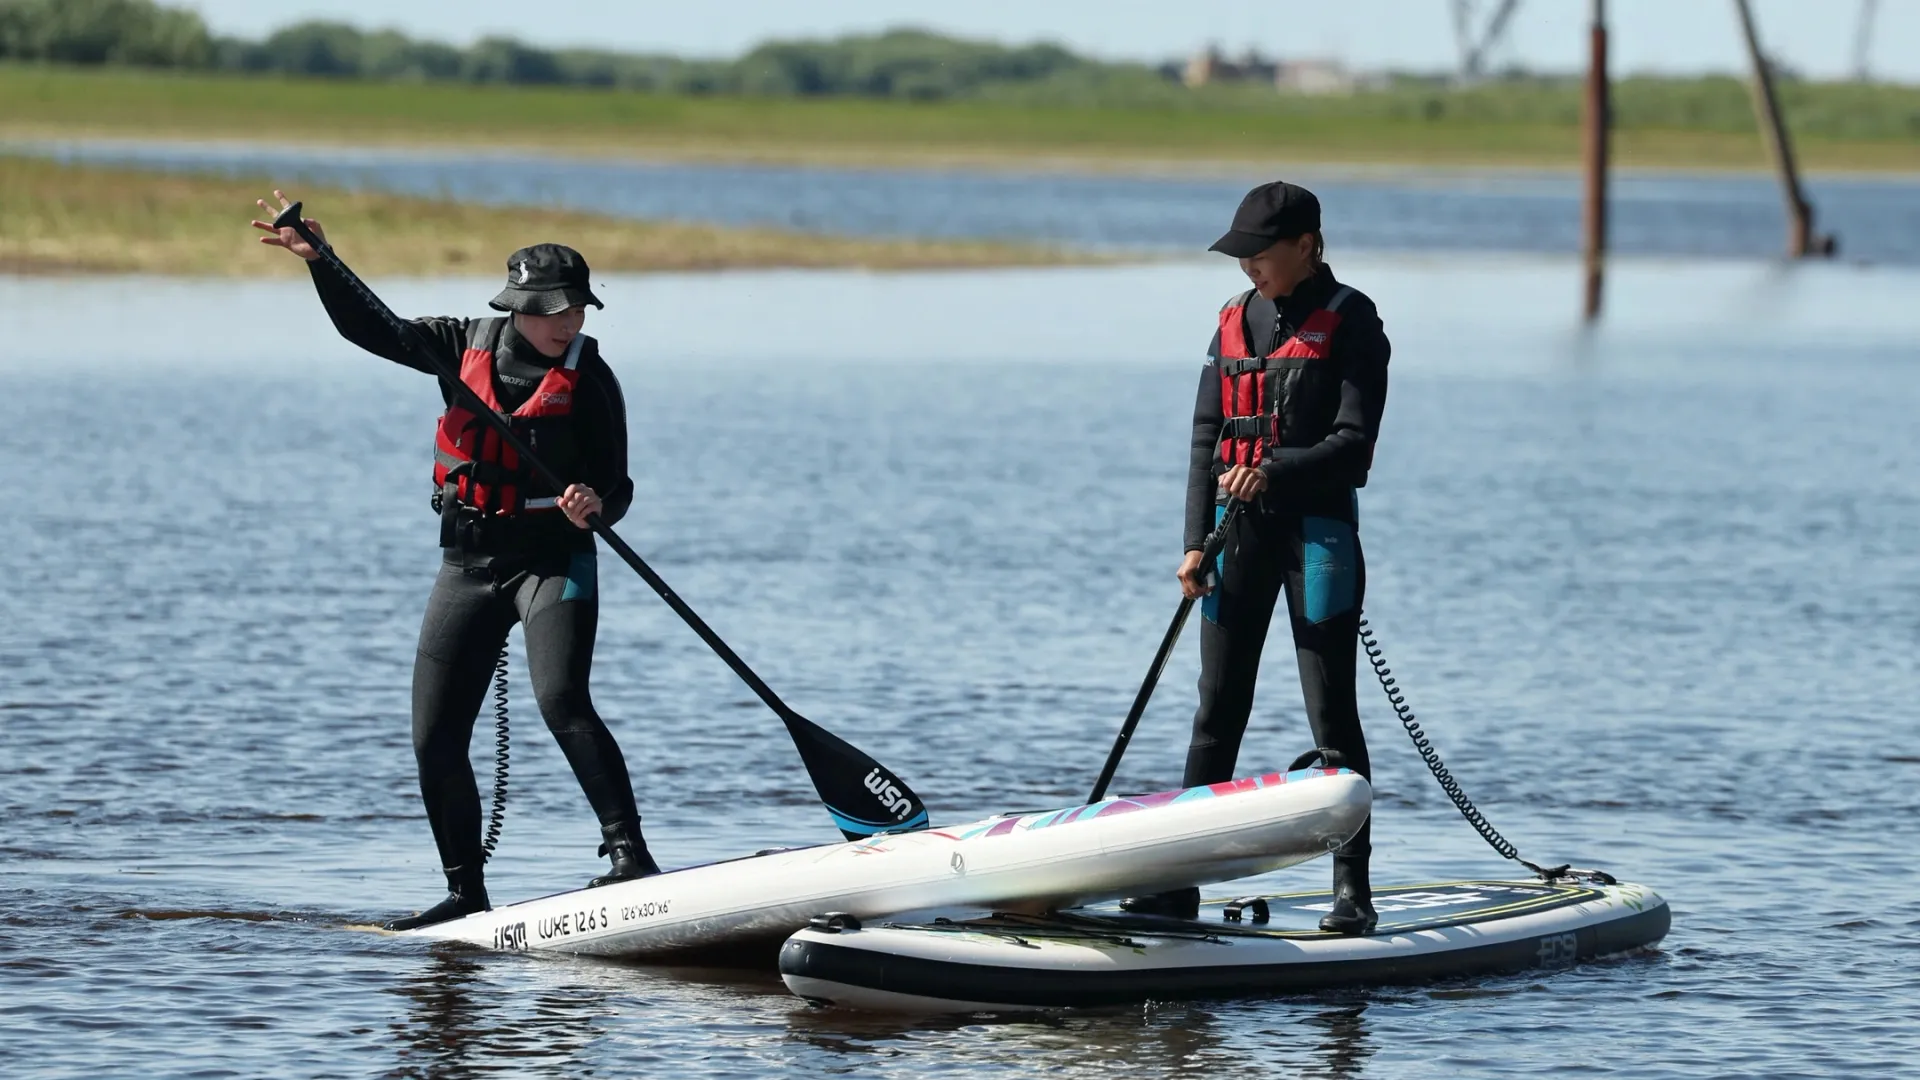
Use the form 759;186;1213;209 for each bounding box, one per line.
310;261;641;876
1183;264;1390;860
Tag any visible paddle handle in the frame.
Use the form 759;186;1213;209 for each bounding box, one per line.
1087;500;1243;803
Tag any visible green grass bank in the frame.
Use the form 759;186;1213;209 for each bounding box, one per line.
0;154;1088;276
4;64;1919;172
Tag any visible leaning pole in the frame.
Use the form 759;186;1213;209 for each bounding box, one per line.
1733;0;1837;258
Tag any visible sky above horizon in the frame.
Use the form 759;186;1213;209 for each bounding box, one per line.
180;1;1920;83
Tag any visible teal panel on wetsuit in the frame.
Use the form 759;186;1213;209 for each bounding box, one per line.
1301;516;1356;624
561;552;598;602
1202;503;1227;625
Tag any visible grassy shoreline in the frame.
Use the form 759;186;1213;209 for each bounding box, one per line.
0;155;1092;277
5;65;1920;174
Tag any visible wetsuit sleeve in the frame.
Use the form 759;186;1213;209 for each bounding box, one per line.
1184;360;1225;552
578;357;635;528
308;259;466;380
1259;296;1390;489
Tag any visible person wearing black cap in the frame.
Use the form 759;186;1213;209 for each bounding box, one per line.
253;192;659;930
1126;181;1390;933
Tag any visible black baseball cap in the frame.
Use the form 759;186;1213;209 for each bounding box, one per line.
1209;181;1322;258
489;243;604;315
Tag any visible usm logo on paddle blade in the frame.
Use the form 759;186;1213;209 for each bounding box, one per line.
865;769;915;821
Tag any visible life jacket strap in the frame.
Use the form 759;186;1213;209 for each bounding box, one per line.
1220;415;1273;439
444;459;524;487
438;482;561;515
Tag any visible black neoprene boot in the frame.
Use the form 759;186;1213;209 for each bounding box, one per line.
1319;854;1377;936
589;820;661;888
1119;886;1200;920
385;864;490;931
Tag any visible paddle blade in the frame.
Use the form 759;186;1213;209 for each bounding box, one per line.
784;714;930;839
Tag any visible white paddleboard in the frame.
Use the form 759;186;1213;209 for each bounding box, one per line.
404;766;1371;958
780;877;1670;1011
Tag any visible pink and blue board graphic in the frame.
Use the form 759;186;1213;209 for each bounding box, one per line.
950;767;1353;842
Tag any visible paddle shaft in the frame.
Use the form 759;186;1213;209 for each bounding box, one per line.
277;205;809;733
1087;500;1243;803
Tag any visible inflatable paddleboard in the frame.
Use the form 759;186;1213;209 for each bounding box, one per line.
404;766;1369;958
780;877;1669;1011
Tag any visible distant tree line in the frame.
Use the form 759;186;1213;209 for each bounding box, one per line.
0;0;212;67
0;0;1157;99
6;0;1915;139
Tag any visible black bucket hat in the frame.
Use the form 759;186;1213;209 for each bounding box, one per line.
489;243;604;315
1209;181;1322;258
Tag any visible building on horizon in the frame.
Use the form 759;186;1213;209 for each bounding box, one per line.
1180;45;1368;95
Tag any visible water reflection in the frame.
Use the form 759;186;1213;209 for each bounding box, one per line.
384;952;809;1077
1303;1003;1375;1078
782;996;1376;1078
384;952;596;1079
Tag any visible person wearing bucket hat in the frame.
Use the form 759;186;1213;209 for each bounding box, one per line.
1123;180;1392;934
254;195;658;930
490;243;605;316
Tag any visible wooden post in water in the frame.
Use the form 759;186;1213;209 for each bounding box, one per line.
1581;0;1609;320
1733;0;1836;257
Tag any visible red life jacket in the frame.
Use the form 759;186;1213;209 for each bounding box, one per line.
1215;284;1356;473
433;318;585;516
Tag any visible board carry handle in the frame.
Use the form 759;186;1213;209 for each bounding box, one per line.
1222;897;1270;924
808;912;863;933
1287;747;1347;771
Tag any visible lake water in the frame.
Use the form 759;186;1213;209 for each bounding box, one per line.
2;254;1917;1078
16;137;1920;265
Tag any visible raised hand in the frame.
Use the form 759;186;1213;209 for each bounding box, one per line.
250;190;327;260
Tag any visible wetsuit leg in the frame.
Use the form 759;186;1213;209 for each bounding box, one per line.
1280;516;1371;858
1184;510;1289;788
412;562;517;871
514;552;641;827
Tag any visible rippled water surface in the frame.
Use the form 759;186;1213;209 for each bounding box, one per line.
3;256;1918;1078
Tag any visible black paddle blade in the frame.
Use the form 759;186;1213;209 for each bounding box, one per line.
783;714;929;839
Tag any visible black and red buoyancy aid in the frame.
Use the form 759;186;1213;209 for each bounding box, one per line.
433;317;585;516
1214;284;1356;475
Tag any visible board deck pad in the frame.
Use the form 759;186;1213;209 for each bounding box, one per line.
1075;879;1619;938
